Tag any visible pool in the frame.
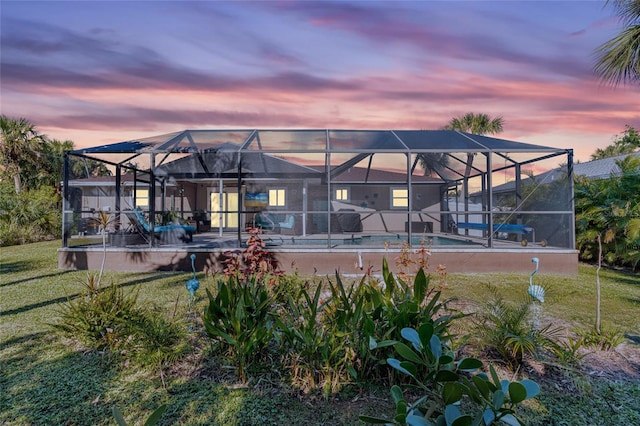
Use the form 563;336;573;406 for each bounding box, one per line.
265;234;480;247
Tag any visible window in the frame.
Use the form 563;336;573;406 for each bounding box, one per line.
391;188;408;208
268;188;286;207
335;188;349;201
135;189;149;208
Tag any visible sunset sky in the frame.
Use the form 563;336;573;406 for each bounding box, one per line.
1;0;638;162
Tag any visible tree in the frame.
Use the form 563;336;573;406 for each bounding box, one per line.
443;112;504;135
593;0;640;86
576;155;640;269
418;113;504;177
575;155;640;332
69;156;112;179
0;115;45;194
591;125;640;159
38;139;74;190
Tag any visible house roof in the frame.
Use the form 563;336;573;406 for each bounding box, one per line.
573;152;639;179
485;151;639;195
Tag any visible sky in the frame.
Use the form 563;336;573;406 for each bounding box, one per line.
1;0;639;162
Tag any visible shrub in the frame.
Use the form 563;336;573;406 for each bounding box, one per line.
128;306;189;387
53;274;143;354
53;274;188;384
275;280;354;397
275;259;460;396
203;274;273;383
575;326;625;351
473;285;561;369
0;184;61;246
361;325;541;425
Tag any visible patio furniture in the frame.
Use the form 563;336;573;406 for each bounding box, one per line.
279;215;296;235
252;212;276;232
457;222;534;241
125;209;195;243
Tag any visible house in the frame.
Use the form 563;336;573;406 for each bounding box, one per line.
59;129;578;274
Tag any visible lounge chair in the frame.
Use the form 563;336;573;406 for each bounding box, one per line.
279;215;295;235
252;212;276;231
126;209;195;243
457;222;534;242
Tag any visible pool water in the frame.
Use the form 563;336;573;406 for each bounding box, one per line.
267;234;479;247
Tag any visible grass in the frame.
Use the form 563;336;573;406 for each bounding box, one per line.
1;240;639;425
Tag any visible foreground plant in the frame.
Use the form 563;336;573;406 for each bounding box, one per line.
361;326;540;425
113;404;167;426
53;274;142;352
473;285;561;370
203;274;273;383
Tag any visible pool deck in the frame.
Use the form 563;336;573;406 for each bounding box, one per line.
58;232;578;275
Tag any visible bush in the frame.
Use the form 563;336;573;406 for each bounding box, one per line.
0;184;61;246
473;285;561;369
203;274;274;383
53;274;143;353
53;274;188;382
361;325;541;425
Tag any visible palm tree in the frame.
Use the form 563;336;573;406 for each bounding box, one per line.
442;112;504;178
0;115;45;194
593;0;640;86
590;125;640;159
443;112;504;135
575;155;640;332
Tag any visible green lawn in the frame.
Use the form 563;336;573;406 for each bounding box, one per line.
1;241;639;425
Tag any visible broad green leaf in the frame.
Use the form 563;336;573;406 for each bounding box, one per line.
489;364;501;388
458;358;483;372
508;382;527;404
401;327;423;351
492;390;505;410
387;358;415;377
391;385;404;405
520;379;541;399
501;379;509;394
143;404;167;426
435;370;459;382
483;409;495;425
439;354;454;365
406;413;433;426
443;382;463;405
418;322;433;347
395;401;407;420
395;342;424;364
400;361;418;377
451;416;474;426
414;268;427;303
445;405;462;425
499;414;521;426
112;407;127;426
430;335;442;359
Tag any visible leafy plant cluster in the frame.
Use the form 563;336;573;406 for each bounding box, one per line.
53;273;188;386
575;154;640;271
361;326;540;425
204;245;459;396
471;285;562;370
0;115;111;246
